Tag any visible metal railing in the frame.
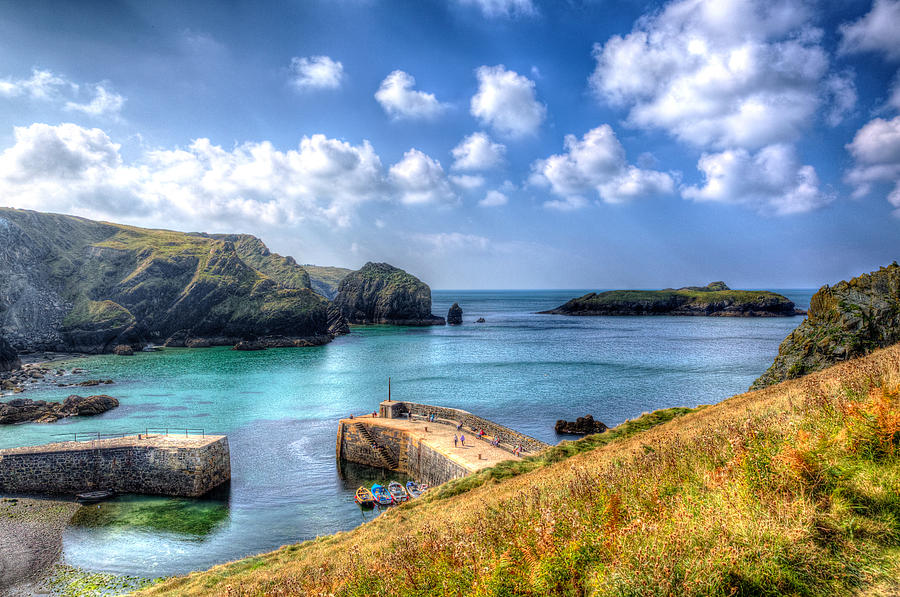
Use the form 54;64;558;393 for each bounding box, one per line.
51;428;208;443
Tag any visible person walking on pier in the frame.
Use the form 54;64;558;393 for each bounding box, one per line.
453;435;458;448
460;434;465;446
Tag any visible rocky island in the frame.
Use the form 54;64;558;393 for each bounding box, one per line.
334;262;445;325
751;262;900;389
539;282;803;317
0;208;349;353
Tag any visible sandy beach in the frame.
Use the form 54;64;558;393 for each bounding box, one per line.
0;497;80;596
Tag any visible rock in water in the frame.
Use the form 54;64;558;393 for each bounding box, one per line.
334;262;445;325
447;303;463;325
0;394;118;424
113;344;134;356
751;262;900;390
555;415;608;435
0;337;20;372
475;317;486;323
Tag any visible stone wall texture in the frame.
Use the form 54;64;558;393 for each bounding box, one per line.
382;401;549;454
0;435;230;497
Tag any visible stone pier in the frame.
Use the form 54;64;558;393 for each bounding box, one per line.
0;435;231;497
336;401;549;487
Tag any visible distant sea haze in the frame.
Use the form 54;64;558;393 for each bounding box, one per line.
4;288;814;577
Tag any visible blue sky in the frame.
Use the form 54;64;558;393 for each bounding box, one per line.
0;0;898;289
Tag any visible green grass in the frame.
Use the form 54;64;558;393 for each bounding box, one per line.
430;406;706;501
62;299;134;330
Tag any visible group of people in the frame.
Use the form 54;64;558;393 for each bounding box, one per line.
453;434;465;447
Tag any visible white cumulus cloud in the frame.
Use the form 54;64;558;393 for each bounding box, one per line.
375;70;447;120
845;115;900;211
389;149;458;206
590;0;830;150
479;189;509;207
451;132;506;170
290;56;344;90
530;124;675;210
455;0;536;18
450;174;486;189
471;65;546;139
682;143;831;215
65;85;126;119
0;69;125;120
839;0;900;61
0;69;72;99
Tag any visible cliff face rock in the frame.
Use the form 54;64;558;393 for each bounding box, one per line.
334;262;445;325
447;303;463;325
304;265;353;299
751;263;900;390
540;282;802;317
0;208;348;353
0;394;118;424
0;337;19;372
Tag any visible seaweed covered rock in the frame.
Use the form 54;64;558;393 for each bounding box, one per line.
555;415;608;435
447;303;463;325
752;263;900;390
0;336;19;372
0;394;118;424
334;262;445;325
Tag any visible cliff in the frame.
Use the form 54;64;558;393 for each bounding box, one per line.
751;262;900;390
0;336;19;372
303;265;353;299
334;262;445;325
540;282;801;317
0;208;347;353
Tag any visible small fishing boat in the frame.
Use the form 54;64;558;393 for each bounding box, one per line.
371;484;393;506
75;490;114;503
388;481;408;503
355;486;375;507
405;481;422;498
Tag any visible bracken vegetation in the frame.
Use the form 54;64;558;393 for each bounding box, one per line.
138;345;900;596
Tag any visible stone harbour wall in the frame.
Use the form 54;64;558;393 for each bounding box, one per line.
405;439;470;487
0;435;231;497
383;401;549;454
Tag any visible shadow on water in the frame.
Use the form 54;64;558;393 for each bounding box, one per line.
69;485;231;540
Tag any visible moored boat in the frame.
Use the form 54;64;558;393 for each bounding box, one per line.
75;490;114;503
388;481;408;503
355;486;375;507
371;483;393;506
405;481;422;498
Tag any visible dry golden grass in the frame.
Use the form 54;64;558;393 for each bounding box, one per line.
136;345;900;596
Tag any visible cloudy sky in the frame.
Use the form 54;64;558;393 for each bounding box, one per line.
0;0;898;289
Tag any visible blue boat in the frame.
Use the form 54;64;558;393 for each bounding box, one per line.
370;483;393;506
405;481;422;498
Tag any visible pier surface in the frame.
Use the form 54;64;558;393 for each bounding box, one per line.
0;434;230;497
337;401;549;486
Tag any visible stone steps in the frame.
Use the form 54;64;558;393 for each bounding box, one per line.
353;422;398;470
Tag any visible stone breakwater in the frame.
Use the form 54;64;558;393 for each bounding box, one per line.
337;401;549;487
0;435;230;497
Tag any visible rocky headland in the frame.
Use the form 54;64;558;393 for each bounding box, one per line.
0;394;118;424
751;262;900;390
334;262;445;325
0;208;349;354
540;282;803;317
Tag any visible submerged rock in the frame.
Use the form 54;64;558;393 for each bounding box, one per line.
752;262;900;390
447;303;463;325
0;394;119;424
334;262;445;325
475;317;486;323
555;415;608;435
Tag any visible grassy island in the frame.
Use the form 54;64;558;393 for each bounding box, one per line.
540;281;803;317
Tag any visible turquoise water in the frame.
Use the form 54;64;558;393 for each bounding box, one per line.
0;289;813;576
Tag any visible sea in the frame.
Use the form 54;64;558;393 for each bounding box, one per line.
0;289;814;578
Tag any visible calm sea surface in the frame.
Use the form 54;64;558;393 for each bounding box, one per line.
0;289;814;576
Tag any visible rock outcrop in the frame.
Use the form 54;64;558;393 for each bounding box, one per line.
751;263;900;390
304;265;353;299
334;262;445;325
0;337;19;372
540;282;802;317
0;208;349;353
113;344;134;356
0;394;119;424
554;415;609;435
447;303;463;325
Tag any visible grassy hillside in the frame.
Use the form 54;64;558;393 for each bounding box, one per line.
303;265;353;299
138;345;900;596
